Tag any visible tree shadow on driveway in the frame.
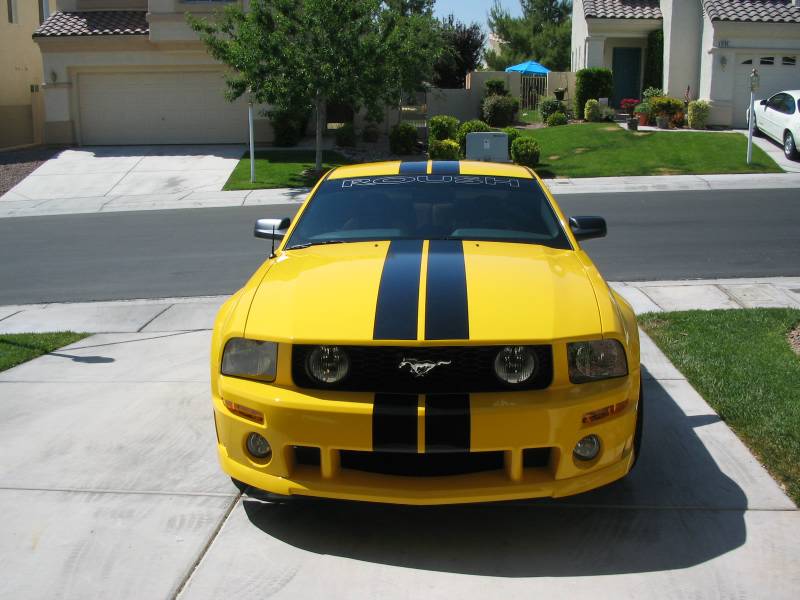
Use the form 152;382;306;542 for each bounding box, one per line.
240;368;748;577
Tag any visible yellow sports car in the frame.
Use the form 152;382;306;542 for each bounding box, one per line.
211;160;642;504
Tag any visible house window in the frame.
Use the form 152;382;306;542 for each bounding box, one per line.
741;59;752;65
783;56;797;66
760;57;774;65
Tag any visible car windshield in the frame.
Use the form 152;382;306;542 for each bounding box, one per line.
285;175;572;250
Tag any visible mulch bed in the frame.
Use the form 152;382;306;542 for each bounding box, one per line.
0;147;61;195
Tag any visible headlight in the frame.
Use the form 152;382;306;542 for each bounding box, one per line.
305;346;350;384
568;340;627;383
494;346;537;384
221;338;278;381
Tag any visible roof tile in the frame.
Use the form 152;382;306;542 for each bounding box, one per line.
583;0;663;19
33;11;149;37
703;0;800;23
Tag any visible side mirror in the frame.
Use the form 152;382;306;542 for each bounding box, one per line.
254;217;291;240
569;216;607;242
759;99;767;106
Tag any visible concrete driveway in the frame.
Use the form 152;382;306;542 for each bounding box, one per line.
0;293;798;598
1;145;244;202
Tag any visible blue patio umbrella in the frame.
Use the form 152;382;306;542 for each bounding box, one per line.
505;60;550;76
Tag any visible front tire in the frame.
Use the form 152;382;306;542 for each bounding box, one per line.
784;131;798;159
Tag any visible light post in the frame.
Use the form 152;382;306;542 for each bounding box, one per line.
747;67;759;165
248;88;256;184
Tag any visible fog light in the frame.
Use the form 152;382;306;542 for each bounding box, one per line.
574;434;601;461
246;432;272;460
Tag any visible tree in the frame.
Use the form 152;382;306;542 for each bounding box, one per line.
189;0;442;171
432;15;485;89
485;0;571;72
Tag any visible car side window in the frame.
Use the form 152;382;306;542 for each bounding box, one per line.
766;94;783;111
782;95;797;115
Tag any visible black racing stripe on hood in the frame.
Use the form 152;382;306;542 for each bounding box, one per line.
373;239;423;340
398;161;428;175
425;240;469;340
373;393;418;453
425;394;470;453
430;161;460;175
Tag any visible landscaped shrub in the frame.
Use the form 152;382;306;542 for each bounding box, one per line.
428;138;460;160
546;112;568;127
649;96;684;117
456;119;492;156
484;78;508;97
482;94;520;127
362;123;380;143
600;106;617;122
389;122;418;154
687;100;711;129
584;99;601;122
502;127;521;147
269;107;310;147
539;95;563;121
510;137;541;168
642;86;665;103
642;30;664;91
574;67;612;117
428;115;460;141
334;123;356;147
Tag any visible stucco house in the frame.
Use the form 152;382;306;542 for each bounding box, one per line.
571;0;800;126
2;0;56;148
33;0;276;145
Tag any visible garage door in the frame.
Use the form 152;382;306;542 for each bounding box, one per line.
78;71;249;145
733;54;800;127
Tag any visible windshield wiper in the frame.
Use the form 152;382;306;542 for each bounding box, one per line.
285;240;346;250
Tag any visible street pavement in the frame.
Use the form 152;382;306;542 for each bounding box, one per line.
0;279;797;598
1;188;799;305
2;171;800;218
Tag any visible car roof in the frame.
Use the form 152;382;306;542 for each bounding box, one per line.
328;160;534;180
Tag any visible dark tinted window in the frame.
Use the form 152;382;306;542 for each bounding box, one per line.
286;175;571;250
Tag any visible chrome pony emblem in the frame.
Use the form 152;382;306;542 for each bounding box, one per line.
399;358;452;377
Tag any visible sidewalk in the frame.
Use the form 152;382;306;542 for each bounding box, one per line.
2;277;799;333
1;277;798;598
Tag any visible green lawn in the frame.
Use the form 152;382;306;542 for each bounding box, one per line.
639;309;800;504
224;150;351;190
518;109;541;124
521;122;782;178
0;332;88;372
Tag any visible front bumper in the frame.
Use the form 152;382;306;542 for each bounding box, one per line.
213;374;640;505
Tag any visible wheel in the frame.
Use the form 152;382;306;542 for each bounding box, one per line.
630;380;644;471
784;131;798;160
752;118;762;137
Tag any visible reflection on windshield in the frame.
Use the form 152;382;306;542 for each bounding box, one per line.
285;175;571;250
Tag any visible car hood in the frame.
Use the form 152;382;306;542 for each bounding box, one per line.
244;240;601;343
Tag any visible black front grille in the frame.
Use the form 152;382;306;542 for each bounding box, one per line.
291;345;553;393
340;450;505;476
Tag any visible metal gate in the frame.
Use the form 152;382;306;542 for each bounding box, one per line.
520;75;547;110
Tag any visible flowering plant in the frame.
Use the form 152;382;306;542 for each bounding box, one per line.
620;98;640;112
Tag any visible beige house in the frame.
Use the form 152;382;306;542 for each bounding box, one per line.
1;0;56;148
34;0;275;145
571;0;800;126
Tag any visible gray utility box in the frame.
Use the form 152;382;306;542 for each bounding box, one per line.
465;131;510;162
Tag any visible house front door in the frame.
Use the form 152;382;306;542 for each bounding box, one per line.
611;47;642;108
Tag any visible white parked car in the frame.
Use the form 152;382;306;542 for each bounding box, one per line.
746;90;800;160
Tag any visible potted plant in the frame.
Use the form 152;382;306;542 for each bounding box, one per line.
620;98;640;130
634;102;650;126
554;87;566;101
